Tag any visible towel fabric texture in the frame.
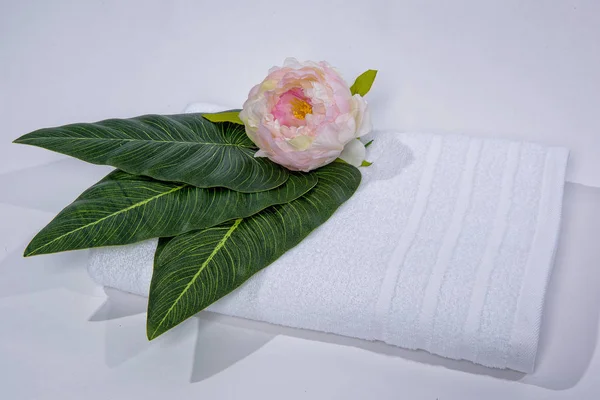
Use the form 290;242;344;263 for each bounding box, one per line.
87;104;569;373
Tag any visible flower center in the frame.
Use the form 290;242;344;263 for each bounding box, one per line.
290;97;312;120
271;88;313;127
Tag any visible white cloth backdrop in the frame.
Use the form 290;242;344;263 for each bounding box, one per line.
2;1;600;399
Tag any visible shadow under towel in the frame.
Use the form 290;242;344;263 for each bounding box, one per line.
88;105;569;374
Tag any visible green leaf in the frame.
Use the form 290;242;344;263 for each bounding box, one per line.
146;162;361;339
364;139;374;148
350;69;378;97
14;114;288;193
23;170;317;257
361;160;373;167
202;109;244;125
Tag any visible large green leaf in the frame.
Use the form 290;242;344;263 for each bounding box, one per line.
14;114;288;193
23;170;317;257
146;162;361;339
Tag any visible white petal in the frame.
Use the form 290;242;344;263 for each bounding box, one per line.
254;149;269;158
351;95;372;137
339;139;366;167
283;57;301;68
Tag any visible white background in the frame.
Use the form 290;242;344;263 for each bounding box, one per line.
1;1;600;399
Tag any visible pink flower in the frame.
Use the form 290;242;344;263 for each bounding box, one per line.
239;58;371;172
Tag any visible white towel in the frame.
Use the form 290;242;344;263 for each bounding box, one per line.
87;103;568;373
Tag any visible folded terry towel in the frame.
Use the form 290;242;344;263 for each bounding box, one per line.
88;104;569;373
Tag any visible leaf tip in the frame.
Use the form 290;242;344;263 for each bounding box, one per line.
146;319;165;341
22;241;37;257
146;326;159;341
13;129;42;145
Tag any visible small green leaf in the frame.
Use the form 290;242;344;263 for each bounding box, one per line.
350;69;378;97
202;110;244;125
364;139;374;148
146;162;361;339
23;170;317;256
361;160;373;167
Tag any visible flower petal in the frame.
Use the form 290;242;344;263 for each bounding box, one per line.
351;95;372;137
339;139;366;167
